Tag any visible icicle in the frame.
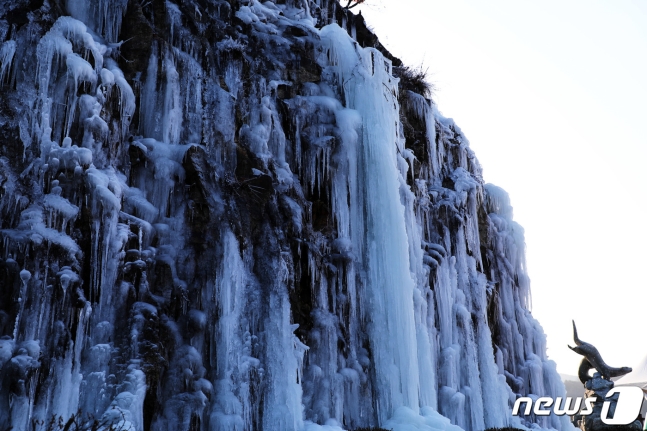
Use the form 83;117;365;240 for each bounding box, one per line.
209;231;250;431
66;0;128;42
0;40;16;86
163;54;182;145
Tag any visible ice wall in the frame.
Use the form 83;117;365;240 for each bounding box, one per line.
0;0;571;430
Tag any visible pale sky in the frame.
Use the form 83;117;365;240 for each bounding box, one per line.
355;0;647;376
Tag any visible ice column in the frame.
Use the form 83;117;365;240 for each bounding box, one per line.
321;24;420;423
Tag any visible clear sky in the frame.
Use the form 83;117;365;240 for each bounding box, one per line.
355;0;647;376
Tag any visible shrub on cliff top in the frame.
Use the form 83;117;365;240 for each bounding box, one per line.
393;65;435;100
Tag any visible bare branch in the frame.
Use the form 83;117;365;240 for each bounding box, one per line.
344;0;366;10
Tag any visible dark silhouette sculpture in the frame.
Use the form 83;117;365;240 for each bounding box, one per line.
568;320;632;383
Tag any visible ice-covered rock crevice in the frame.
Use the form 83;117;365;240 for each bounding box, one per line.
0;0;572;430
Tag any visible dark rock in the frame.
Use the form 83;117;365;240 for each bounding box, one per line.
118;1;156;80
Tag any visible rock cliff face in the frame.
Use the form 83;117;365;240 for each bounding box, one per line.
0;1;570;430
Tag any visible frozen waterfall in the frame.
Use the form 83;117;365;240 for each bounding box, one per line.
0;0;573;430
